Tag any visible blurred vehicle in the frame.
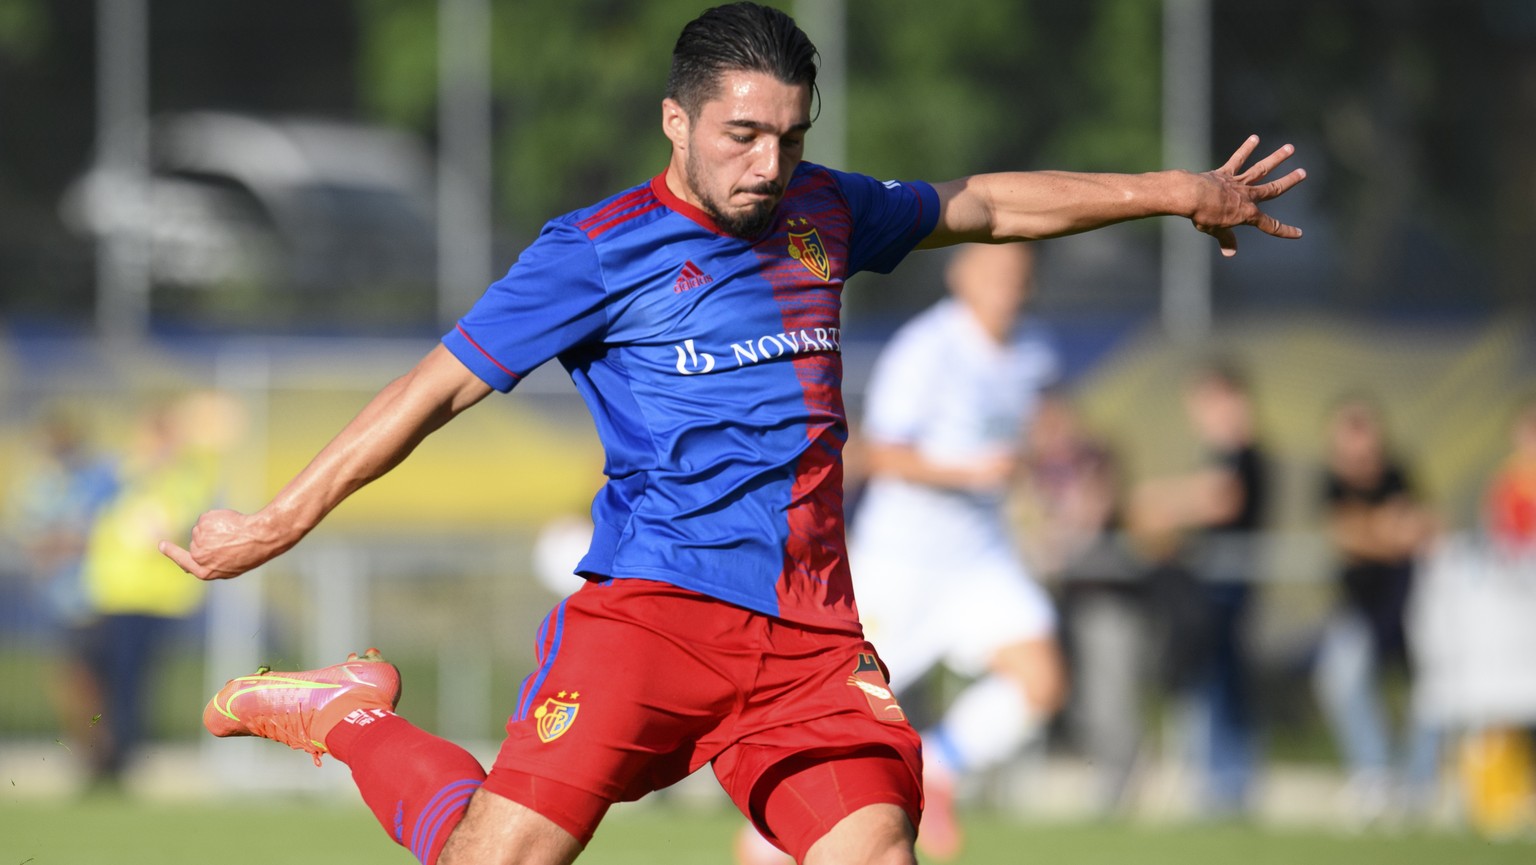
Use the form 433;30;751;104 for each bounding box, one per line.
60;111;436;313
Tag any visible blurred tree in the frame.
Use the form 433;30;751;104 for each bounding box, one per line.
1;1;1530;322
358;0;698;233
1215;0;1536;310
0;0;47;62
355;0;1162;235
847;0;1161;180
1039;0;1162;172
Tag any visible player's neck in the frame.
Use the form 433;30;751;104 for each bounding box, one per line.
663;160;702;209
961;304;1013;345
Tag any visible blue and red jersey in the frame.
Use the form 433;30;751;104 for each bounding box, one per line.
443;162;938;633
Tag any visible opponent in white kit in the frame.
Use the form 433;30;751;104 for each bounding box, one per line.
848;242;1067;860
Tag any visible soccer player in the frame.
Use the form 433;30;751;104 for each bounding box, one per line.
160;4;1305;864
845;242;1066;860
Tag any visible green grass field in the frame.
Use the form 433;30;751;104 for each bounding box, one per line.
2;797;1530;865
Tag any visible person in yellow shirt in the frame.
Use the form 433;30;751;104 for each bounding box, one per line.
4;408;121;784
77;393;241;788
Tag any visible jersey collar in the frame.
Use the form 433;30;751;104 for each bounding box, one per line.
650;169;728;236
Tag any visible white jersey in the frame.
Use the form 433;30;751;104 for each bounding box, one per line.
851;298;1059;565
849;299;1060;684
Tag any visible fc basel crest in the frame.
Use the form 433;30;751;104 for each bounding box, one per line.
533;693;580;743
787;224;831;282
847;653;906;723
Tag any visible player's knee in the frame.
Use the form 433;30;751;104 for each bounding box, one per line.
861;828;919;865
995;638;1069;717
436;788;584;865
1030;655;1070;717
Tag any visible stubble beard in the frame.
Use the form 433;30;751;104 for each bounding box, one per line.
686;149;782;240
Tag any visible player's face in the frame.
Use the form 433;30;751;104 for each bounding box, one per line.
664;70;811;238
948;243;1034;340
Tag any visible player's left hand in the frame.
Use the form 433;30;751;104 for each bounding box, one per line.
1191;135;1306;257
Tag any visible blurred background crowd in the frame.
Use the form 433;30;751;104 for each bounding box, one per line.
1;0;1534;842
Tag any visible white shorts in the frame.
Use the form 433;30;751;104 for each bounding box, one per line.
851;540;1057;694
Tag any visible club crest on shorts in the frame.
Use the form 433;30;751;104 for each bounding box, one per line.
533;691;580;743
847;653;905;723
787;222;831;282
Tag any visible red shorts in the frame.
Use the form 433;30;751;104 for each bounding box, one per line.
481;578;923;856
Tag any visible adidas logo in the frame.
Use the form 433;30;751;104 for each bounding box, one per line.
673;260;715;293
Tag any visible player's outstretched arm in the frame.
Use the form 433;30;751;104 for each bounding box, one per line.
159;344;493;581
920;135;1305;255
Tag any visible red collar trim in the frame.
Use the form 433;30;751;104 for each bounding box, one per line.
650;169;728;236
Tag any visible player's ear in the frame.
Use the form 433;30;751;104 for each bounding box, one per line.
662;98;690;151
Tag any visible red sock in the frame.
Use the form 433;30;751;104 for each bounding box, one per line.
326;712;487;865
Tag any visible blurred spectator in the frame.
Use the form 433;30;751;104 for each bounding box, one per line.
74;392;242;789
1447;396;1536;836
1484;397;1536;556
3;407;120;781
1019;388;1147;816
1312;395;1440;824
1130;362;1269;817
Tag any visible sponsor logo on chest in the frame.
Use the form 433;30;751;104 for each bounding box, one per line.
673;327;842;375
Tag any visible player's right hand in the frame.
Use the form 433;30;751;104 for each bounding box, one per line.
159;507;295;581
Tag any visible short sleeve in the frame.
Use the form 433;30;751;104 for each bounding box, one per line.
828;169;940;276
443;220;609;392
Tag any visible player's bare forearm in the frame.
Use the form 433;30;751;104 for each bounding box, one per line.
920;136;1305;255
160;345;492;581
921;169;1194;246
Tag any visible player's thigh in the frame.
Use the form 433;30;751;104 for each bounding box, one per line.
713;629;923;860
751;746;921;863
438;786;583;865
804;803;916;865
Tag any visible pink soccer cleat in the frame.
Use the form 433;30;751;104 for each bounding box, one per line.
203;648;401;766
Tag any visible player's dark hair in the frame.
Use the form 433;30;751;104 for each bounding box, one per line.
667;2;819;119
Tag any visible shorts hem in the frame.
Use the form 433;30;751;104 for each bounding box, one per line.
480;765;616;845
